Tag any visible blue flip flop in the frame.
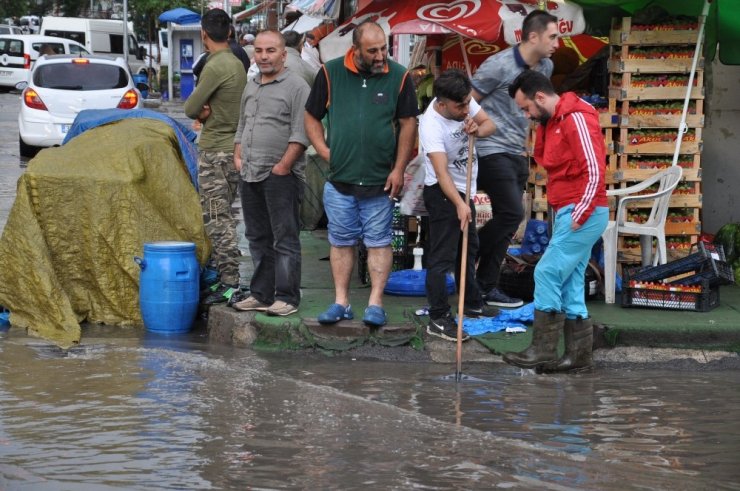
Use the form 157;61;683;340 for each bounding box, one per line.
318;303;353;324
362;305;387;327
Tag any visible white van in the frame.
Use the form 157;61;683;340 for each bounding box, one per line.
40;16;148;75
0;34;90;90
140;28;169;67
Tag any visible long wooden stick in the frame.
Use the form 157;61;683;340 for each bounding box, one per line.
456;136;476;382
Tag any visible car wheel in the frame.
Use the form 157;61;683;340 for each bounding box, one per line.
19;135;40;158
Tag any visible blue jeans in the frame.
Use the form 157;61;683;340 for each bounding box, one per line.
534;205;608;318
323;182;393;247
240;174;302;306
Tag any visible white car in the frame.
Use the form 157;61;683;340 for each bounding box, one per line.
0;34;91;91
18;54;142;157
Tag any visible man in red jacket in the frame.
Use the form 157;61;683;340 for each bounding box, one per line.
502;70;608;372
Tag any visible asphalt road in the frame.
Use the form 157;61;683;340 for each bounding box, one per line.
0;90;29;232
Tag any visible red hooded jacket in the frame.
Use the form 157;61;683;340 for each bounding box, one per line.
533;92;608;225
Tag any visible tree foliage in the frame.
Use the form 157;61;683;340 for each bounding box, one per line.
1;0;31;20
130;0;200;43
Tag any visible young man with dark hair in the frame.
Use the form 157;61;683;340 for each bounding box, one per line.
472;10;560;308
419;69;497;341
304;20;418;327
502;70;608;372
184;8;248;304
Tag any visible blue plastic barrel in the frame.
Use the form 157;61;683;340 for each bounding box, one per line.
134;241;199;333
384;269;456;297
132;73;149;99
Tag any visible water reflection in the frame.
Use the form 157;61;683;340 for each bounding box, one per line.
1;330;740;489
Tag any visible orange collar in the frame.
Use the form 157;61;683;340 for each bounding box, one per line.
343;47;389;75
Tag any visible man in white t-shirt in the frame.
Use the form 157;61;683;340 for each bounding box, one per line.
419;69;498;342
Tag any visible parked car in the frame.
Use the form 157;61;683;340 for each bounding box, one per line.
17;54;142;157
19;15;40;34
0;34;90;91
40;17;149;76
0;24;24;35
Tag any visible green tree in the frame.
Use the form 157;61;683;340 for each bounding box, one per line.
1;0;30;20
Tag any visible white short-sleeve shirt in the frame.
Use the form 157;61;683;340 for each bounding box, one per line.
419;97;481;195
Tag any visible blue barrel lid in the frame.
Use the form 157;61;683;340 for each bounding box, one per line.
143;241;196;252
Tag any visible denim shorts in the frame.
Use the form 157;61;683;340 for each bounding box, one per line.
323;182;394;247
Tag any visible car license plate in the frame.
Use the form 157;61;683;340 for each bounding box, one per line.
0;70;11;76
60;124;70;134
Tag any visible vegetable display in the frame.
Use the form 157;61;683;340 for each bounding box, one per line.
627;101;697;116
713;223;740;281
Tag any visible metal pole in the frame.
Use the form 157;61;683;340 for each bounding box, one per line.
123;0;129;66
672;0;711;167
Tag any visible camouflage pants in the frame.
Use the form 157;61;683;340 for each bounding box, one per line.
198;150;241;286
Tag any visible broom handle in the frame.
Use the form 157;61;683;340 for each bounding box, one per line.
456;135;476;381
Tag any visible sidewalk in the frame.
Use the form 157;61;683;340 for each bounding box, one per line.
208;230;740;364
149;98;740;363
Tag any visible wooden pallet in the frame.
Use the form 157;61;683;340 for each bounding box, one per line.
603;193;702;210
610;17;700;46
612;167;700;182
609;71;704;101
618;127;701;154
618;154;701;170
600;112;620;128
609;45;703;73
618;100;704;128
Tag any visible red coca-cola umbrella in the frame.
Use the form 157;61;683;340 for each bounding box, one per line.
320;0;586;63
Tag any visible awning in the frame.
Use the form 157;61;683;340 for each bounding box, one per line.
158;7;200;25
287;0;340;19
234;0;276;22
281;15;324;34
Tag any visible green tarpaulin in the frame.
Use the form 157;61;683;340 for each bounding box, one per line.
574;0;740;64
0;118;210;348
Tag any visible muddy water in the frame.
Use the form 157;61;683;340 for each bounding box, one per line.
2;92;739;490
1;327;738;490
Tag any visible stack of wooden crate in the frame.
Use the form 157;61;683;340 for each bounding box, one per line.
607;16;704;264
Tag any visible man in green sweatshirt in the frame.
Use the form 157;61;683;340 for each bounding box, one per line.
184;8;248;304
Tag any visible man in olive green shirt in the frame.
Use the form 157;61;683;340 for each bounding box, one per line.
184;8;248;304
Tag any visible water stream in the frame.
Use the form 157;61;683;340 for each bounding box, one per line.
1;327;738;490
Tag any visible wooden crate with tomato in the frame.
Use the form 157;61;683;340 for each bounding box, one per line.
610;17;700;46
618;234;698;264
618;154;701;170
609;45;703;73
619;100;704;128
618;128;701;154
609;72;704;100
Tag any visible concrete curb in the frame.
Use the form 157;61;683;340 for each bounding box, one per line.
206;305;740;367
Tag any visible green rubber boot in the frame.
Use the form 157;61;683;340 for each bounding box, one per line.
502;310;564;369
540;317;594;373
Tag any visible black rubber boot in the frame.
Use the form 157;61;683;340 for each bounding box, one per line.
540;317;593;373
502;309;564;369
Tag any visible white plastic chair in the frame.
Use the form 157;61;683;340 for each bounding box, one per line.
602;165;683;303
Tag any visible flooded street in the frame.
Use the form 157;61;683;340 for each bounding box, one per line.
1;92;739;489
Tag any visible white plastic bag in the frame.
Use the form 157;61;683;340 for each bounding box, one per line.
399;154;427;216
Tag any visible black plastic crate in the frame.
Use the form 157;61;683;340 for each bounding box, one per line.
621;276;720;312
627;242;733;286
670;259;735;286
